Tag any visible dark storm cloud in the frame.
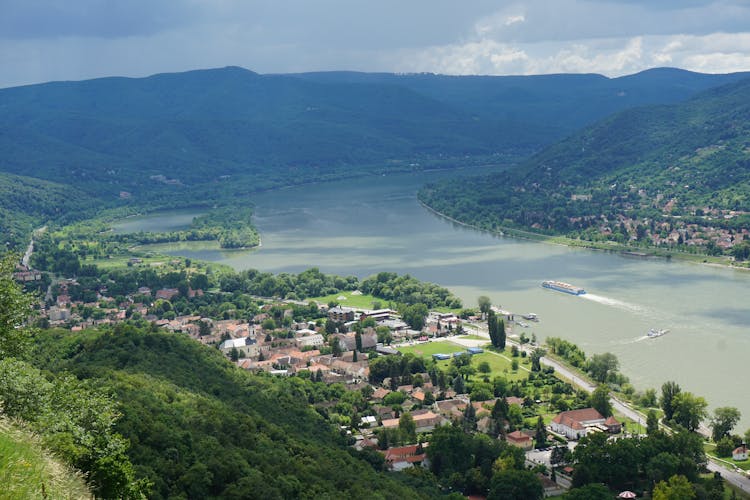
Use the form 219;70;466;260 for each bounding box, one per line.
0;0;197;39
0;0;749;88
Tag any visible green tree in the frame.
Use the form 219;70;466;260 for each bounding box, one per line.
647;409;660;435
331;337;343;357
652;474;695;500
452;375;465;394
426;425;474;478
478;361;491;374
355;331;363;352
0;253;35;359
709;407;741;442
399;412;417;444
640;388;658;408
497;318;506;349
478;296;491;318
534;416;547;449
564;483;611;500
586;352;618;383
671;392;707;432
715;436;735;458
488;469;543;500
661;381;681;421
550;446;571;467
530;348;545;372
198;320;211;337
487;309;498;346
462;402;477;432
589;385;612;418
401;303;428;330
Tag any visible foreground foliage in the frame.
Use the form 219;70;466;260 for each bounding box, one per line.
0;418;92;500
33;325;443;499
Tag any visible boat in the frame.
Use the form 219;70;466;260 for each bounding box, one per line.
542;280;586;295
522;313;539;321
647;328;669;338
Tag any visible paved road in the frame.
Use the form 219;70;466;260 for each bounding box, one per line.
460;324;750;493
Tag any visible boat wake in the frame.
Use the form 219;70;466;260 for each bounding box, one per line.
579;293;644;313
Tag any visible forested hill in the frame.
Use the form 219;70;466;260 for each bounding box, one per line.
34;326;440;499
419;76;750;243
0;66;541;195
289;67;750;138
2;66;748;198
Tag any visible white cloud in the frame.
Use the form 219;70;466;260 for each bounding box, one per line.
396;31;750;77
505;15;526;26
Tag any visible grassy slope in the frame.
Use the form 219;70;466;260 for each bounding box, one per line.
0;419;91;500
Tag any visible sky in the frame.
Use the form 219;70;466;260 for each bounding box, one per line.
2;0;750;88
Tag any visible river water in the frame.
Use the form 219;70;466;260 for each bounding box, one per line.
127;171;750;430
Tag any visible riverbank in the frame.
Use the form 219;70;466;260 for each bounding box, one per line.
418;199;749;272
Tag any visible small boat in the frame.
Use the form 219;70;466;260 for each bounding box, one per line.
522;313;539;321
647;328;669;338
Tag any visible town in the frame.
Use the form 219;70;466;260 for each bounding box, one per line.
13;251;750;498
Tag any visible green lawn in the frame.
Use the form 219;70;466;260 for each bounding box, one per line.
706;444;750;471
472;352;528;381
312;291;385;309
397;341;467;357
458;334;488;341
398;342;529;382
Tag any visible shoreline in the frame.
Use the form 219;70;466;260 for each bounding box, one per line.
419;198;750;273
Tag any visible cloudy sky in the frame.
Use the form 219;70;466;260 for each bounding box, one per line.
2;0;750;88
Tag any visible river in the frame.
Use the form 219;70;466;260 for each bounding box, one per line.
124;171;750;430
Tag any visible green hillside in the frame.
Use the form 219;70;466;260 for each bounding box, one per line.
2;66;746;197
419;77;750;255
0;419;92;500
0;172;97;249
33;326;440;499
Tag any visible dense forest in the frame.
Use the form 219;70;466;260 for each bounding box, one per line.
419;76;750;256
31;325;447;499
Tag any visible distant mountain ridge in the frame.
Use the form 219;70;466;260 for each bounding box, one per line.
2;66;748;193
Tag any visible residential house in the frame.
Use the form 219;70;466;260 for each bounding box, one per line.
328;306;355;322
359;309;397;322
550;408;619;440
155;288;179;300
383;444;429;472
295;333;325;348
381;411;444;433
505;430;533;450
733;446;748;461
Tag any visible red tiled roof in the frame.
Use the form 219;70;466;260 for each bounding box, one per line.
552;408;604;428
506;430;532;442
604;416;621;426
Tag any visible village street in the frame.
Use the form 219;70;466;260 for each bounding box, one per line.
428;324;750;493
